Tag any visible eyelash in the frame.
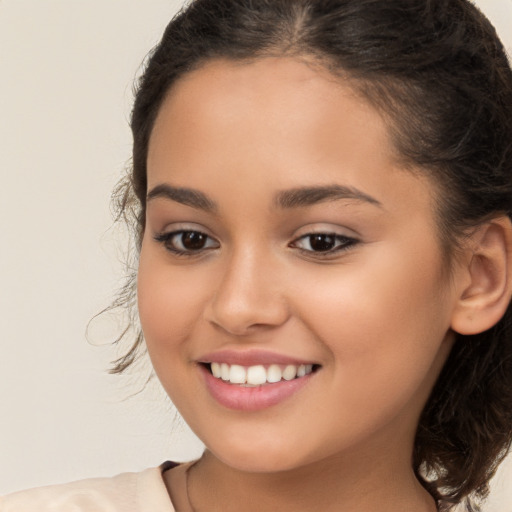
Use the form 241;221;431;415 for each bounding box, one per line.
290;233;358;257
153;230;219;256
153;230;358;258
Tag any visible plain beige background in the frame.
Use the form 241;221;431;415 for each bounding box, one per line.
0;0;511;509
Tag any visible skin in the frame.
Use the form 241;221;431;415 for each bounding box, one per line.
137;57;469;512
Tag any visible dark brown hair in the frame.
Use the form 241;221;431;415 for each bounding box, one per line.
110;1;512;509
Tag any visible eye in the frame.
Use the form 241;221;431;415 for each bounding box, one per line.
290;233;357;255
154;230;219;255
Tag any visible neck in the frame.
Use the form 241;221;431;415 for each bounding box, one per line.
187;445;437;512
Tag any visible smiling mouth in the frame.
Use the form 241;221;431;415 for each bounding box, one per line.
203;362;320;386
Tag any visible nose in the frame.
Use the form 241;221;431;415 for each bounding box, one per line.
205;247;290;336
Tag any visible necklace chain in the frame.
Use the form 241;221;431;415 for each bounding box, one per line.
185;461;198;512
183;460;439;512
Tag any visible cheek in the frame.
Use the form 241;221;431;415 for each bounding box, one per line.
299;243;447;331
136;249;212;415
293;242;452;400
137;246;206;358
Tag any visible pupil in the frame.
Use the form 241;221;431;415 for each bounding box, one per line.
310;234;335;251
182;232;206;250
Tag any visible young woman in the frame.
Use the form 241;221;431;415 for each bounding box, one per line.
2;0;511;511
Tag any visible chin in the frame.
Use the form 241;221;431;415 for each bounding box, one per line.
203;435;317;474
216;452;300;474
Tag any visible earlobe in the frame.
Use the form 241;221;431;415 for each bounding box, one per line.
451;216;512;336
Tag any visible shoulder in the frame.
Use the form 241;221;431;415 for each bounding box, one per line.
0;462;177;512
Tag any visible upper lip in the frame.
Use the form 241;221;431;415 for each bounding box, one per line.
197;349;318;367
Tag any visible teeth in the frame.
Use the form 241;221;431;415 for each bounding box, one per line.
229;364;246;384
267;364;282;383
211;362;222;378
247;365;267;385
282;365;297;380
221;363;230;381
209;362;314;385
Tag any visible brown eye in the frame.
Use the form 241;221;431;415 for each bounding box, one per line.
181;231;208;250
290;232;358;255
154;230;220;255
308;234;336;252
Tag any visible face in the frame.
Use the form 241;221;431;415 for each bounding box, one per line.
138;57;460;473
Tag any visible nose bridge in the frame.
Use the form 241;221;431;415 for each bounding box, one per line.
207;242;288;334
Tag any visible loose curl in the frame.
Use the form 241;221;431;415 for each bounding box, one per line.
109;0;512;509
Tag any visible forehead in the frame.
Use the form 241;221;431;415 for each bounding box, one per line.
147;56;434;220
149;57;398;180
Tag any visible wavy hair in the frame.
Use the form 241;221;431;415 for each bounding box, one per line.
108;1;512;509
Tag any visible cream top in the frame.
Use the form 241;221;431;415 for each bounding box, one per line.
0;461;191;512
1;461;464;511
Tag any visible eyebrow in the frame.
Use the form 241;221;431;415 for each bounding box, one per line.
147;184;217;212
146;183;382;212
275;185;382;209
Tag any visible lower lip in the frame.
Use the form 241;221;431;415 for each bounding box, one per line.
200;365;314;411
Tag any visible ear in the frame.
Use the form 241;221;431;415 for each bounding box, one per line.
451;216;512;335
